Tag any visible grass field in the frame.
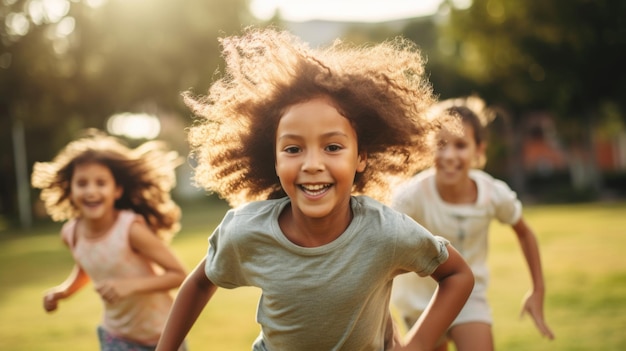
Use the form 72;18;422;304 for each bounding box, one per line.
1;199;625;350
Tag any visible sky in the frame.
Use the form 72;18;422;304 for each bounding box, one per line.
250;0;446;23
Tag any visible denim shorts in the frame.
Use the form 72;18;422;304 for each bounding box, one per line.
97;326;187;351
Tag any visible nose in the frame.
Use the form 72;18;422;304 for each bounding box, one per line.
301;150;324;173
84;182;98;195
437;143;455;162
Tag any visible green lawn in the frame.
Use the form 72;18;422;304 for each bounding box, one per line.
1;199;625;350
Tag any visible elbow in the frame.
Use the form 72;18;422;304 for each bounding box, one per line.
461;266;475;299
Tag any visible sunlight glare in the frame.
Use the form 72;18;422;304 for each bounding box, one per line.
85;0;107;8
6;12;30;36
55;16;75;36
107;113;161;140
28;0;45;25
42;0;70;23
250;0;444;22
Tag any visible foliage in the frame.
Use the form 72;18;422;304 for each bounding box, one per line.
0;0;253;218
3;1;626;219
437;0;626;129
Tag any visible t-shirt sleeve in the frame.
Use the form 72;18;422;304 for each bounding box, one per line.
204;210;249;289
392;211;450;277
492;178;523;225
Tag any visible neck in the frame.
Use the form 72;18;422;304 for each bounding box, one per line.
436;178;477;204
81;210;119;238
279;203;352;248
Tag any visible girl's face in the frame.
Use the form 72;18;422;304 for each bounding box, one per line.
70;162;122;221
275;97;366;220
434;122;485;187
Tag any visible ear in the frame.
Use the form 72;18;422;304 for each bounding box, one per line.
356;152;367;173
475;142;488;168
115;185;123;200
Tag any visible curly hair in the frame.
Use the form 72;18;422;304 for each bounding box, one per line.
185;27;442;207
31;129;182;241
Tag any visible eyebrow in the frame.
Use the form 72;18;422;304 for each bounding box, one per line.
277;131;349;141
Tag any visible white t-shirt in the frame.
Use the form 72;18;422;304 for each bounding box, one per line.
391;168;522;320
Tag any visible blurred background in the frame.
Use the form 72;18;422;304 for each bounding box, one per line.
1;0;626;230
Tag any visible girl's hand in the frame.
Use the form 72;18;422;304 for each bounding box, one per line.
43;292;61;312
95;279;137;304
520;290;555;340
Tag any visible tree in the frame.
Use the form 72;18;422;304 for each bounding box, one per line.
1;0;252;225
432;0;626;195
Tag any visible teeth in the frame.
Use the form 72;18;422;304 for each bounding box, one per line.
301;184;330;195
302;184;327;191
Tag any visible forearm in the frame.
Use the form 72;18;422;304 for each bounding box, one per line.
514;221;546;292
406;273;473;349
403;246;474;350
156;259;217;351
50;265;90;298
127;271;187;295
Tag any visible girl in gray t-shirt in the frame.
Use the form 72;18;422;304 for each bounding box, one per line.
156;27;474;351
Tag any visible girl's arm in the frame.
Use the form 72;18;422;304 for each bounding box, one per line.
400;244;474;351
95;221;187;303
156;257;218;351
43;264;90;312
512;217;555;340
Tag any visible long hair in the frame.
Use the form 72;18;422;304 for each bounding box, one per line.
31;129;182;241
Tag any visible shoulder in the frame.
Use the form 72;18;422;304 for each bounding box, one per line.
471;170;522;223
119;210;150;232
353;195;393;217
227;198;285;222
394;168;434;193
60;218;78;247
232;198;285;214
391;168;435;213
470;169;499;184
122;210;159;245
471;169;517;200
214;198;286;237
353;196;428;234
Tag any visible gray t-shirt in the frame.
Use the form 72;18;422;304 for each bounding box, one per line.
205;195;449;351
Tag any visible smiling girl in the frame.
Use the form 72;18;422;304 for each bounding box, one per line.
32;130;188;351
390;96;555;351
155;27;474;351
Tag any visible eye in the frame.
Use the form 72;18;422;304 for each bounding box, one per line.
284;146;301;154
454;140;468;149
325;144;342;152
436;140;447;150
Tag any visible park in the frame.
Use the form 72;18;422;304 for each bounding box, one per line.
1;198;625;350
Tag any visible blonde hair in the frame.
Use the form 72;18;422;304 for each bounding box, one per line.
185;27;442;206
31;129;182;241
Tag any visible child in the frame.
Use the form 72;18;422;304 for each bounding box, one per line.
391;96;555;351
32;129;188;351
155;27;474;351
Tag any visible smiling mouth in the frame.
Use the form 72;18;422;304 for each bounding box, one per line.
300;184;331;196
83;200;103;208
